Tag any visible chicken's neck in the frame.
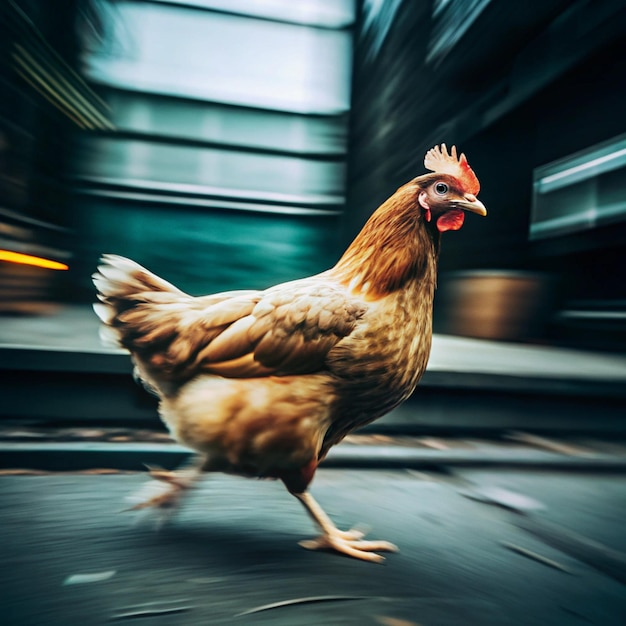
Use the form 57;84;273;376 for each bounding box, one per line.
332;182;439;299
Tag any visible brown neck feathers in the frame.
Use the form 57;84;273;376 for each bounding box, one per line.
332;182;439;299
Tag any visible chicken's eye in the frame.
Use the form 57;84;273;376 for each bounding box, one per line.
435;182;448;195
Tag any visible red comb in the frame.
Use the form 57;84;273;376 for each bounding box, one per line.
424;144;480;195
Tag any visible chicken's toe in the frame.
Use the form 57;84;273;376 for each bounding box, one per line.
144;464;200;489
299;533;398;563
292;492;397;562
125;463;202;520
334;527;366;541
125;478;185;512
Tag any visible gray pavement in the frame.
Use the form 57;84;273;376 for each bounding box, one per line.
1;468;625;625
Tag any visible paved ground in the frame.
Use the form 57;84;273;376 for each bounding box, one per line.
1;467;625;625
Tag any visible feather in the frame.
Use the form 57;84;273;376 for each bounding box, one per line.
98;324;121;348
247;314;276;343
92;302;114;324
255;331;305;367
197;316;256;362
199;296;258;328
205;353;275;378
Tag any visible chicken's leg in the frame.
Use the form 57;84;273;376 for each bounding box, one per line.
293;491;398;563
126;459;204;523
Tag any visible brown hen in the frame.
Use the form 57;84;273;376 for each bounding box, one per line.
93;144;486;562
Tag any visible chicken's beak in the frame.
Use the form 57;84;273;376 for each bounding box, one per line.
456;195;487;217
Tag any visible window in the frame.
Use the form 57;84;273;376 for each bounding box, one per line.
531;134;626;240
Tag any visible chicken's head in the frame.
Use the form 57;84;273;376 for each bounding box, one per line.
416;144;486;232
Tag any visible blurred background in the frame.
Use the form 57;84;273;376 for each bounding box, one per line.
2;7;626;623
1;0;626;351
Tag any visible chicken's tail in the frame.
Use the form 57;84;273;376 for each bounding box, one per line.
92;254;190;352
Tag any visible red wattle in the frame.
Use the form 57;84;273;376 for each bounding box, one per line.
436;209;465;232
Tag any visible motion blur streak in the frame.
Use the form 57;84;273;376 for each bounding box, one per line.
0;250;69;271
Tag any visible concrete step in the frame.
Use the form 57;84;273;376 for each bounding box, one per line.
1;342;625;435
1;304;625;434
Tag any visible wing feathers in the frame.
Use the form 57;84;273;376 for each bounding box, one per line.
197;297;258;329
255;330;302;367
275;335;338;373
93;254;368;384
247;314;276;344
193;282;367;377
92;302;115;324
205;353;274;378
197;315;256;362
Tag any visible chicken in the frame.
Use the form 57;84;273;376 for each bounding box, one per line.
92;144;486;563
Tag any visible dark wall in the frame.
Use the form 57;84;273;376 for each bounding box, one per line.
0;0;91;307
345;0;626;284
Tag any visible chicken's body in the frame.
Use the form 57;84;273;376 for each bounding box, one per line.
158;268;433;486
93;145;486;562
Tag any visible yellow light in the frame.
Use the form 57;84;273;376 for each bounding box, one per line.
0;250;69;270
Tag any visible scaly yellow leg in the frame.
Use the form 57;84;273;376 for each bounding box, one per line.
293;491;398;563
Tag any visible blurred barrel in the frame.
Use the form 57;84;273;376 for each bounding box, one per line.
435;271;556;342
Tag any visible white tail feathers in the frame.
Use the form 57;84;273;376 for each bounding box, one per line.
92;254;183;300
92;254;186;350
92;302;115;325
98;322;123;348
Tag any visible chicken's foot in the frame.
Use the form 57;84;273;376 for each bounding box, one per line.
294;491;398;563
125;461;203;520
